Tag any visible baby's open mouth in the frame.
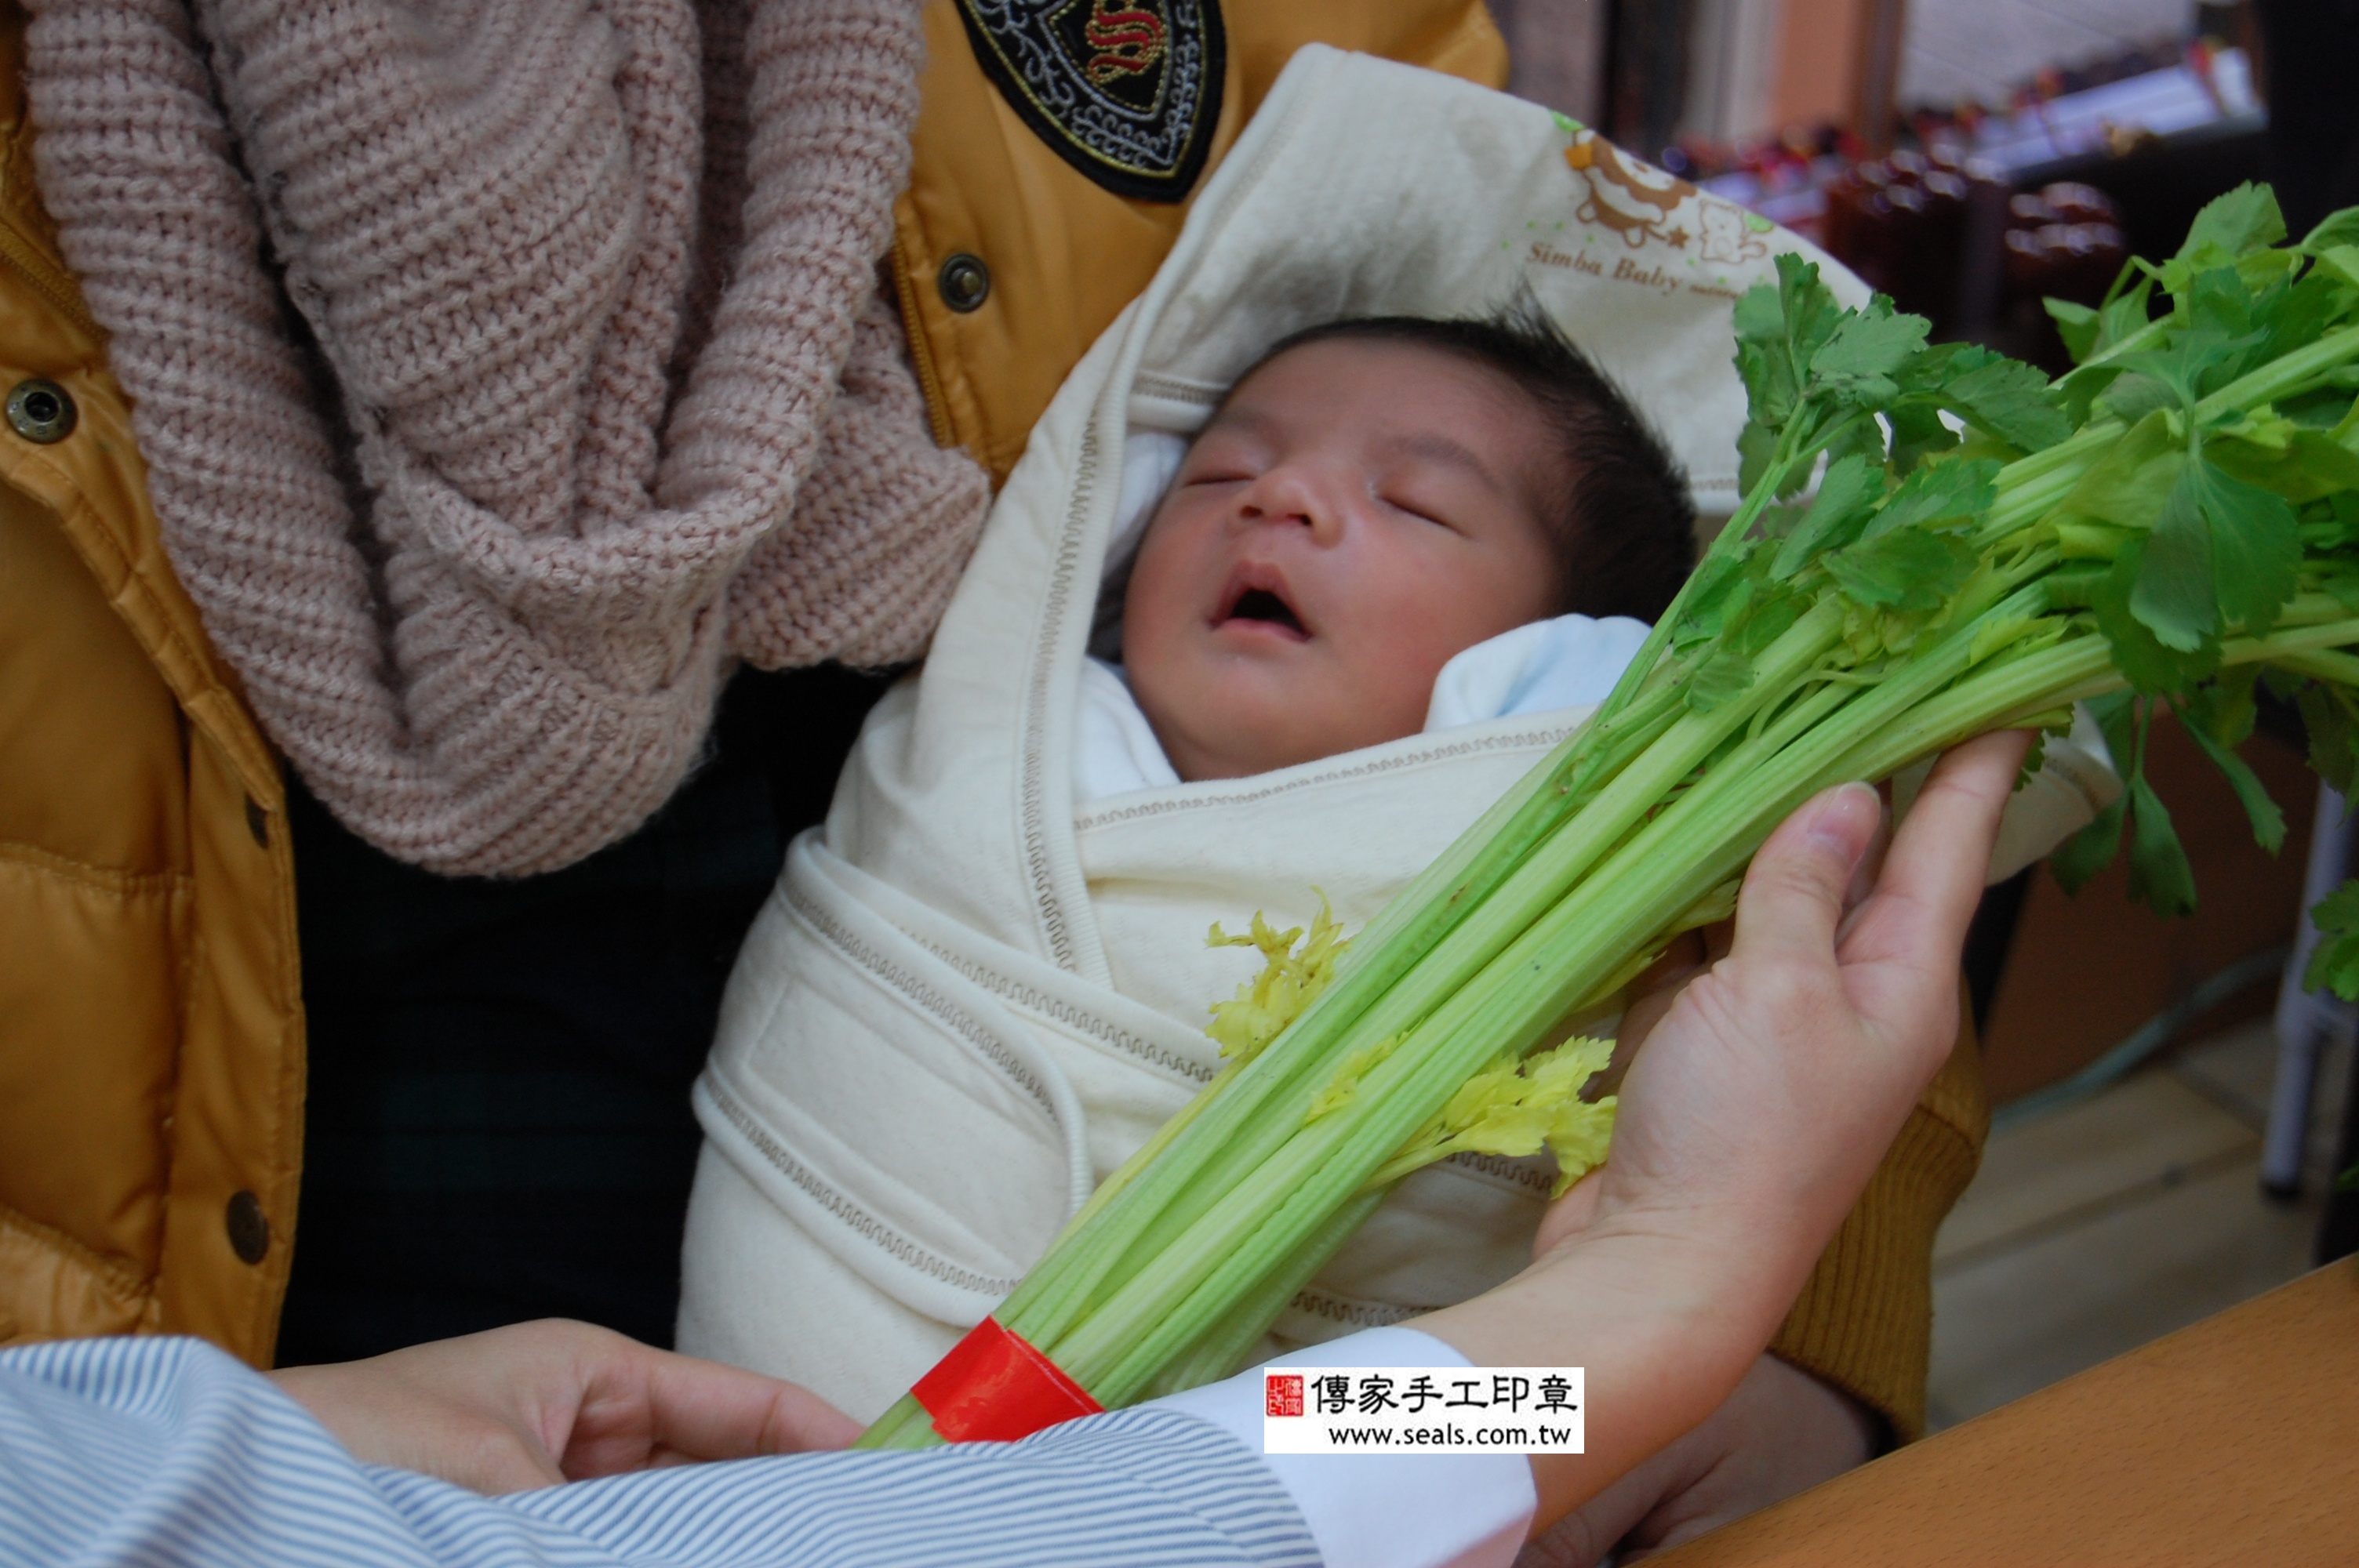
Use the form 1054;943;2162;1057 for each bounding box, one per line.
1228;588;1305;634
1214;569;1310;641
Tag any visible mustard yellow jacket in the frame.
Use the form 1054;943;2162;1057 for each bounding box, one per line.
0;0;1979;1436
0;2;303;1367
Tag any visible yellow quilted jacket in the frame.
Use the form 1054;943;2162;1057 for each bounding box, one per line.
0;2;304;1367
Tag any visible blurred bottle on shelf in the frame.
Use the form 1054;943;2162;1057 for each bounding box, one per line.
1819;147;2000;332
2002;182;2128;310
1999;182;2128;369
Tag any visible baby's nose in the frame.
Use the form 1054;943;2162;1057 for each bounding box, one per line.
1238;465;1343;538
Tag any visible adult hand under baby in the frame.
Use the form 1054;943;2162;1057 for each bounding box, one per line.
1415;728;2029;1534
268;1319;860;1495
1515;1352;1878;1566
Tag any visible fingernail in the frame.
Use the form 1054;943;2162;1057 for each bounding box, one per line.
1806;782;1878;851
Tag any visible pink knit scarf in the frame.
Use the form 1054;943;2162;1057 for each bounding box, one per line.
25;0;987;875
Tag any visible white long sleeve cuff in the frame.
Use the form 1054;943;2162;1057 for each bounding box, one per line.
1150;1325;1538;1568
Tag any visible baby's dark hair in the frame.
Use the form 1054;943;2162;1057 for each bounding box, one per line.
1238;304;1695;621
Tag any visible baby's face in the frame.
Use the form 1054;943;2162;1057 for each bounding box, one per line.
1121;337;1565;780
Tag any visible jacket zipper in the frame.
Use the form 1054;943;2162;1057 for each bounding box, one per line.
889;233;960;452
0;212;102;344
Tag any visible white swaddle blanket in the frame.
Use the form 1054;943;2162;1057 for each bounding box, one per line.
677;48;2120;1421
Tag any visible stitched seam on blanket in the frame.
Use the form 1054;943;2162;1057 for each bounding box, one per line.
913;938;1216;1086
783;880;1061;1123
1130;371;1221;405
1287;1290;1422;1328
703;1078;1020;1297
1020;423;1100;973
1072;725;1575;829
1441;1150;1559;1196
1019;422;1099;971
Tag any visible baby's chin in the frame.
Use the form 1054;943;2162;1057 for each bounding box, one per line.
1147;680;1422;782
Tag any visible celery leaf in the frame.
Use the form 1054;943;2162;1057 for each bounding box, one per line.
1945;356;2074;451
1733;286;1798;433
1824;528;1977;612
2199;459;2303;637
1808;297;1931;407
2210;429;2359;503
2299;207;2359;256
2099;373;2179;425
1860;457;2001;540
2126;459;2299;652
2255;272;2346;367
2052;793;2126;893
2048;298;2102;365
2063;409;2184;530
1887;402;1959;474
1685;648;1756;710
1777;252;1845;368
1671;549;1753;651
2175;183;2287;272
2172;696;2288;855
2302;881;2359;1000
2095;538;2219;691
2126;772;2198;916
2132;470;2219;650
1768;453;1881;579
2297;684;2359;793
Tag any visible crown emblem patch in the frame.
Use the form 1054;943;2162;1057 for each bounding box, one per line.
955;0;1225;203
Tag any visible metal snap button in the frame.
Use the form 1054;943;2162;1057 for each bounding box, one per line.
225;1190;270;1265
938;252;991;313
5;379;76;444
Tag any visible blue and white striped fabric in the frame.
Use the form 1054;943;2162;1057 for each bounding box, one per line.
0;1336;1320;1568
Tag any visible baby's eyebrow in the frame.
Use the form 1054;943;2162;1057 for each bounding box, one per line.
1387;430;1510;495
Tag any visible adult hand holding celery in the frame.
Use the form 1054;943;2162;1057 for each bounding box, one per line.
862;184;2359;1447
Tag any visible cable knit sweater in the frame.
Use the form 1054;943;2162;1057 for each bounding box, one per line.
24;0;988;876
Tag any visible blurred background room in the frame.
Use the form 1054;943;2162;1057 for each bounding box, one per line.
1488;0;2359;1429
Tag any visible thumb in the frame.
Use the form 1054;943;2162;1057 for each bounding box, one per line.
1728;782;1882;966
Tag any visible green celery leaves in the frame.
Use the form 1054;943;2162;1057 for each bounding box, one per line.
2126;771;2198;916
1943;355;2074;452
2126;459;2302;651
2174;182;2288;275
2303;881;2359;1000
1808;297;1932;407
1824;528;1978;612
1769;453;1881;579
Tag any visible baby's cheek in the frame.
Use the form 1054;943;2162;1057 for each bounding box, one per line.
1369;561;1507;665
1342;623;1458;742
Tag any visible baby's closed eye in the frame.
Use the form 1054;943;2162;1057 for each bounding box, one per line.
1380;492;1457;529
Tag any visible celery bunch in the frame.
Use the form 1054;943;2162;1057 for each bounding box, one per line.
861;185;2359;1447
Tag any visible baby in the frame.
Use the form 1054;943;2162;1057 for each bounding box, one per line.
1102;309;1696;788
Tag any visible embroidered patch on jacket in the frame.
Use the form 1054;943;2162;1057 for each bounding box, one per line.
955;1;1225;204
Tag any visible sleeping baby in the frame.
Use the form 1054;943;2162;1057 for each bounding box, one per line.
677;308;2114;1426
1096;307;1693;792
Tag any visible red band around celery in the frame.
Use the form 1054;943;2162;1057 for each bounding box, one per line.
911;1317;1103;1442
